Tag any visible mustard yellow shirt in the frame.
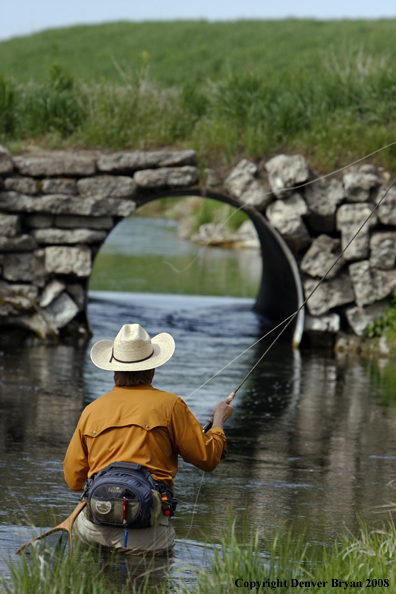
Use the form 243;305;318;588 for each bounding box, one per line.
63;385;227;491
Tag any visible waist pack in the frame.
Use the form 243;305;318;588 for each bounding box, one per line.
83;462;176;529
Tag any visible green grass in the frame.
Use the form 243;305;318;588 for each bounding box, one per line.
1;541;164;594
1;20;395;87
0;21;396;171
366;297;396;345
135;198;249;231
182;519;396;594
3;516;396;594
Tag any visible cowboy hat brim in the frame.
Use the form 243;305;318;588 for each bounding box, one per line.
90;332;175;372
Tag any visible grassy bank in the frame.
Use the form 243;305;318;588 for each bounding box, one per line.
135;196;249;234
0;20;395;87
0;21;396;171
2;517;396;593
1;59;395;172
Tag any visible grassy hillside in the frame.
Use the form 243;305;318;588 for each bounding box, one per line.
0;20;395;171
1;20;395;85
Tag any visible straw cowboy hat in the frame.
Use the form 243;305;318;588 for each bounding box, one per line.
90;324;175;372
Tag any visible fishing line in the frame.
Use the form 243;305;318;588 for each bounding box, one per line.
181;174;396;544
184;470;205;541
233;177;396;395
184;311;297;401
183;175;396;403
163;140;396;275
182;177;396;540
163;201;248;274
186;177;396;405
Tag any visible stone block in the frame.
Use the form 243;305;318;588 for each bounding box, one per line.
304;312;340;333
32;228;107;245
0;145;13;175
377;185;396;226
0;234;37;251
0;281;35;316
134;166;199;189
0;281;39;316
204;168;220;186
25;215;54;228
45;246;92;277
192;223;239;247
4;177;38;194
0;191;136;217
3;251;45;286
336;203;378;261
236;220;260;250
304;274;354;316
341;229;370;261
300;235;344;279
272;216;310;252
225;159;257;197
42;178;77;195
42;292;79;329
9;311;58;338
0;214;21;237
345;300;389;337
54;215;114;229
370;232;396;269
343;170;379;202
225;159;271;209
97;149;196;173
305;178;344;232
265;154;309;198
360;164;377;174
77;175;137;199
266;194;310;252
240;179;271;209
39;280;66;307
349;261;392;307
66;283;86;311
13;152;96;177
2;283;39;301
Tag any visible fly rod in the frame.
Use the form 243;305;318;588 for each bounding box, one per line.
203;177;396;433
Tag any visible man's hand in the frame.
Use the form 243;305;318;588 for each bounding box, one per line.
210;392;234;430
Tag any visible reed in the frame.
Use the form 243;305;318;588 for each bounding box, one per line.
2;516;396;593
177;518;396;594
1;541;165;594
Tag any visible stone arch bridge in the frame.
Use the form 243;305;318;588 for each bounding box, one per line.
0;146;395;347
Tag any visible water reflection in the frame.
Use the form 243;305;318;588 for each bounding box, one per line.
89;217;262;298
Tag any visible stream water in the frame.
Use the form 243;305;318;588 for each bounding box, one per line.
1;216;396;582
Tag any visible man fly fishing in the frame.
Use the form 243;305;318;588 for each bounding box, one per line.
62;323;234;554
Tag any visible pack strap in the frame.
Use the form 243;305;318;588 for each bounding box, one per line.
95;461;155;487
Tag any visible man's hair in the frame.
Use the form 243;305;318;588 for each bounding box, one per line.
114;369;155;387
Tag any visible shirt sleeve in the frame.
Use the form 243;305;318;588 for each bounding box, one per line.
63;422;89;492
168;398;227;472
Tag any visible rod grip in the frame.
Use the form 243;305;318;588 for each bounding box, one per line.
202;420;213;433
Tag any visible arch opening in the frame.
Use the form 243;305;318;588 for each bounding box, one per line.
89;190;304;346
